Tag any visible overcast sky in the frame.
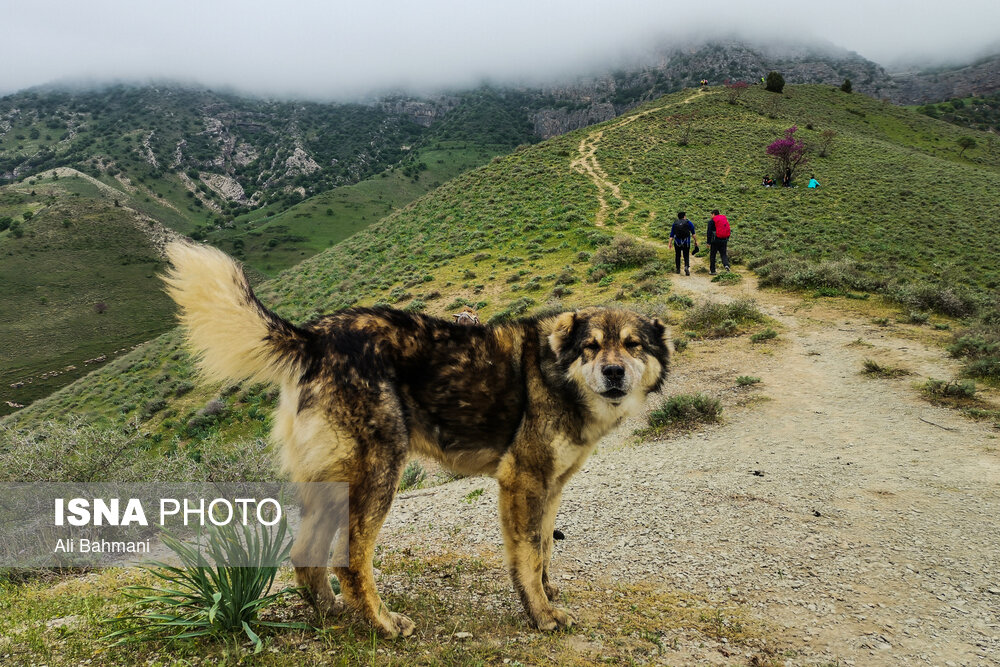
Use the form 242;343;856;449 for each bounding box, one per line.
2;0;998;99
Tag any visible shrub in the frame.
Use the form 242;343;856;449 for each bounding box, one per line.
398;460;426;492
683;298;766;338
840;79;852;93
962;357;1000;382
632;279;666;297
755;258;885;293
921;378;977;400
949;333;1000;360
488;297;535;323
403;299;426;313
667;293;693;309
711;271;742;285
818;129;837;157
736;376;761;387
647;394;722;431
591;236;657;271
554;270;577;285
892;284;978;318
765;71;785;93
724;79;749;104
750;328;778;343
861;359;910;378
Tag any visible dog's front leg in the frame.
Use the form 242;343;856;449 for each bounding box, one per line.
540;484;564;601
498;473;575;631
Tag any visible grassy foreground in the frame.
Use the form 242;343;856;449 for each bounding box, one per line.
1;551;779;666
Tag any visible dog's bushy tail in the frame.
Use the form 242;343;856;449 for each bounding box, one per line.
163;241;310;386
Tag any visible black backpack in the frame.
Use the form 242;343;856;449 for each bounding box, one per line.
673;220;690;241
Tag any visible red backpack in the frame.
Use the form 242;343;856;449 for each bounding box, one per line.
713;214;731;239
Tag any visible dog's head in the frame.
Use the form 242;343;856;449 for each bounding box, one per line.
546;308;670;407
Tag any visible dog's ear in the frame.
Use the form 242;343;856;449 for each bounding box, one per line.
548;311;577;356
651;317;669;348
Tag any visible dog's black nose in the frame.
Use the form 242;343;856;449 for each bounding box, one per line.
602;365;625;383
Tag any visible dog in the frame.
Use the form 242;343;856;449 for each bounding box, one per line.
163;241;670;637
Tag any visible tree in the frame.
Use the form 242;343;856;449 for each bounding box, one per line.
841;78;853;93
724;79;750;104
765;71;785;94
766;126;808;182
957;136;977;157
819;129;838;157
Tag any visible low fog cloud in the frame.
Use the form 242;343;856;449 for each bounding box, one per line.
2;0;998;98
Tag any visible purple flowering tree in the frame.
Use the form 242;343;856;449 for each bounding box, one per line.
724;79;749;104
766;126;808;183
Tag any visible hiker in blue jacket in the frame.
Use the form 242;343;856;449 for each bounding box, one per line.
668;211;696;275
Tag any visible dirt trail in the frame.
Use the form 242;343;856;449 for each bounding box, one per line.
570;89;707;226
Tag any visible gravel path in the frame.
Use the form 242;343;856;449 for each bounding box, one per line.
381;272;1000;666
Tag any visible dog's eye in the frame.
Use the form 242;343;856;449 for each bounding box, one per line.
625;340;642;351
584;341;600;352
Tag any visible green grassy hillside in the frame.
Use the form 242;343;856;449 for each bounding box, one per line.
206;143;506;276
6;85;999;444
0;171;175;414
0;141;510;412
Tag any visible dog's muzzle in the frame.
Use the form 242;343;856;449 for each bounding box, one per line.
600;365;627;399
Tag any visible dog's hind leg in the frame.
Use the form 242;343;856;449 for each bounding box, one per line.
333;460;414;638
332;391;415;638
290;483;347;617
497;469;576;631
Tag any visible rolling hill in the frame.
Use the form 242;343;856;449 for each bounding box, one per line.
0;85;537;411
5;84;998;437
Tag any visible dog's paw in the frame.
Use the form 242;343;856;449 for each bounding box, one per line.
315;593;346;619
532;605;575;631
379;611;416;638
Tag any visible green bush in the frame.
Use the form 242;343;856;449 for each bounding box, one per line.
750;328;778;343
735;376;761;387
921;378;977;400
682;297;766;338
765;72;785;93
948;329;1000;382
711;271;742;285
893;284;978;318
591;236;657;271
488;297;535;323
755;257;885;293
398;460;426;492
647;393;722;431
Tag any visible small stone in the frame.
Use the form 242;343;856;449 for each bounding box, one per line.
454;631;473;640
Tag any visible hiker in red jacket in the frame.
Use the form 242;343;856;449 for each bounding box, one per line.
706;209;731;275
